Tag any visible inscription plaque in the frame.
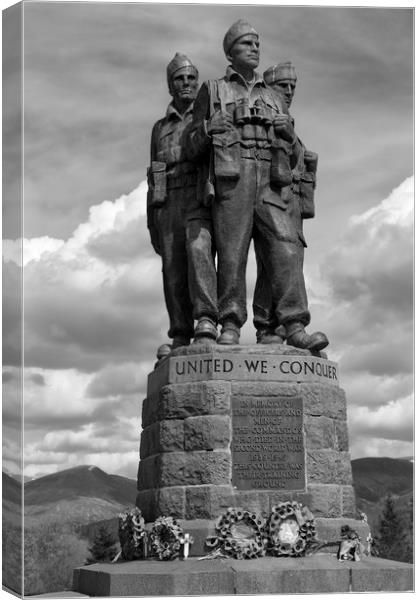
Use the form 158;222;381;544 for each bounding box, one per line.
232;395;305;491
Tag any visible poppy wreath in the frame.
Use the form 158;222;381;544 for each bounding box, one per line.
118;507;147;560
149;516;185;561
206;507;267;559
266;501;316;557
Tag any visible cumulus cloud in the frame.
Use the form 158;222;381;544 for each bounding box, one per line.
86;362;150;398
349;394;413;442
321;176;413;358
3;180;167;372
318;176;414;458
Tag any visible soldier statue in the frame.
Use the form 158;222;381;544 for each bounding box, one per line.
147;54;216;357
252;61;328;351
187;20;328;349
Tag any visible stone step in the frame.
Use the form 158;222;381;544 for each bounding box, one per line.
74;555;413;596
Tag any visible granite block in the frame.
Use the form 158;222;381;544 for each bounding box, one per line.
304;415;335;449
307;449;353;484
184;415;231;451
301;383;346;419
185;484;235;519
157;486;186;519
158;451;231;487
342;485;357;518
159;381;231;421
307;484;342;518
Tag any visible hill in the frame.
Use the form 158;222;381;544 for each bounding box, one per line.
3;471;22;506
351;457;413;534
2;472;23;528
25;465;136;506
23;465;137;527
351;457;413;503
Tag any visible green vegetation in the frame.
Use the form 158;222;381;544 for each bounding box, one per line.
2;524;22;594
85;524;119;564
377;494;413;564
24;521;88;595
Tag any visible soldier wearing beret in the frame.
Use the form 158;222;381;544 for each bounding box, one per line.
252;62;328;350
147;54;217;357
187;21;328;350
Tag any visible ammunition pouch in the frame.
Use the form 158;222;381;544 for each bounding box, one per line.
148;161;167;207
167;171;197;190
300;171;316;219
212;132;241;181
240;147;271;161
270;139;293;188
299;150;318;219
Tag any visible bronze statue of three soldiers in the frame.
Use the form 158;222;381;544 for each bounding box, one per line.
147;20;328;358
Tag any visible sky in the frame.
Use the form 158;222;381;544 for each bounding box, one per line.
2;1;414;480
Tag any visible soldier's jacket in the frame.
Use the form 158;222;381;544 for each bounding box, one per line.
147;102;197;232
187;66;291;160
187;68;316;227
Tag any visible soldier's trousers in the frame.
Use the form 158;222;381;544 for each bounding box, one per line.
252;253;277;332
253;190;308;333
156;186;216;339
212;155;310;329
186;215;217;325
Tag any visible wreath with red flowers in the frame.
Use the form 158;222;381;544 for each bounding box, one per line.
149;516;187;561
118;507;147;560
206;507;266;559
266;501;316;557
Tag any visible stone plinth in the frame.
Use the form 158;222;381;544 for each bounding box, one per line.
137;344;359;554
74;556;413;596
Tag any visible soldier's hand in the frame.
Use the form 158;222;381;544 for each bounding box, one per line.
207;110;233;135
273;114;295;143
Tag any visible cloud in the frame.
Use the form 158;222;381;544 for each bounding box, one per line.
14;360;146;479
86;362;150;398
321;176;413;356
29;373;46;386
314;176;414;458
349;394;413;442
3;180;167;373
342;372;413;409
5;4;411;242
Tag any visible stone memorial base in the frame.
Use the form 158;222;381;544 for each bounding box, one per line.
73;555;413;596
136;344;367;555
72;344;414;596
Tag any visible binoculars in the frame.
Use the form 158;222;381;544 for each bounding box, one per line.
234;98;272;127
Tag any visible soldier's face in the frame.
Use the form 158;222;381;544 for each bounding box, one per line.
228;34;260;71
169;67;199;103
271;79;296;108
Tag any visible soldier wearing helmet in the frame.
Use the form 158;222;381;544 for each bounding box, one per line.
147;53;217;357
252;62;328;351
187;22;328;350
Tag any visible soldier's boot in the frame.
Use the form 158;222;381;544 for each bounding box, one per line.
155;336;190;366
172;336;191;349
193;318;217;344
256;325;286;344
218;321;240;345
286;321;329;352
156;344;172;361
